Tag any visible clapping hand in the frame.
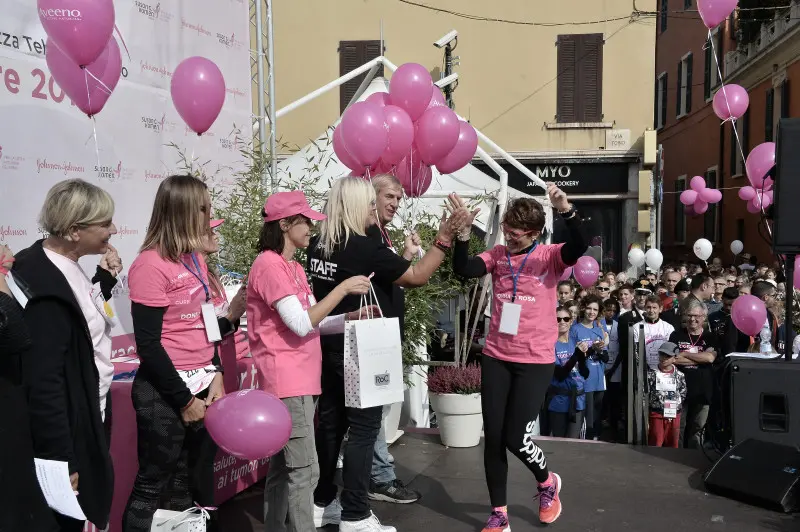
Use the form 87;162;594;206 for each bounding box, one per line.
446;193;481;240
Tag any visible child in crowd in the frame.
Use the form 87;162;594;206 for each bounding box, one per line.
647;342;687;448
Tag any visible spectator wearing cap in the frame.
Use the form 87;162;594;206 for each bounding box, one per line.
646;342;687;448
660;278;691;329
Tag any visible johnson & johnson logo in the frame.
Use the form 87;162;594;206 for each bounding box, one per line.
37;158;85;175
116;225;140;238
140;60;172;78
144;169;167;181
39;8;82;21
181;19;211;37
135;1;172;22
226;87;246;99
0;225;28;242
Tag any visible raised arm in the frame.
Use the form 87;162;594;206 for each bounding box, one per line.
546;183;588;266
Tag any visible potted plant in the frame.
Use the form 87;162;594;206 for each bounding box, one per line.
427;364;482;447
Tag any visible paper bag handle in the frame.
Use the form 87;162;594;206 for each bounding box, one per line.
357;273;385;321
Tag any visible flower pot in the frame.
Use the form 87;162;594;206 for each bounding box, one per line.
429;392;482;448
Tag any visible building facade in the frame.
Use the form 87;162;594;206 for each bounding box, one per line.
657;0;799;263
266;0;657;273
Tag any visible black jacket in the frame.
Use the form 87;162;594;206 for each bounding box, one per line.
12;240;115;528
0;292;59;532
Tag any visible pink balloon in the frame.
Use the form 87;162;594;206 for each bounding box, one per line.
574;256;600;288
38;0;115;67
415;106;460;165
395;146;432;198
205;389;291;460
747;197;761;214
560;267;573;281
763;177;774;191
680;189;698;206
697;0;740;29
699;188;722;204
426;86;446;111
372;158;394;175
730;294;767;336
745;142;776;189
333;126;362;172
171;57;225;135
46;36;121;117
381;105;415;166
712;85;749;121
738;186;756;201
694;199;709;214
436;121;479;174
690;176;707;192
366;92;392;108
685;204;700;217
764;189;774;203
341;102;388;169
794;256;800;289
389;63;433;121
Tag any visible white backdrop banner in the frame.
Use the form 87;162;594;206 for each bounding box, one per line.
0;0;252;362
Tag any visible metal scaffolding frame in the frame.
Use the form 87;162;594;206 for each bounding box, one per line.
249;0;277;192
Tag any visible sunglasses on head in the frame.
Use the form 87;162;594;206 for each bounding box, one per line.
556;316;571;323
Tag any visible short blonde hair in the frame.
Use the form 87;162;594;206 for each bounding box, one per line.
140;175;209;262
316;177;375;258
39;179;115;238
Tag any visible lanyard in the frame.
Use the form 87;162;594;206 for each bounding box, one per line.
181;253;210;302
505;243;537;303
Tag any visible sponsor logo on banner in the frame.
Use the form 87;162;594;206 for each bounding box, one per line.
141;114;176;134
144;169;168;181
134;1;172;22
181;18;212;37
111;274;129;297
116;225;140;239
95;161;134;181
140;60;172;78
37;158;85;175
38;8;82;21
226;87;247;99
0;146;24;171
219;135;242;152
217;32;244;51
185;125;215;137
37;227;50;239
0;225;27;242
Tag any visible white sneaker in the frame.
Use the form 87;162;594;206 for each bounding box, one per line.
313;499;342;528
339;512;396;532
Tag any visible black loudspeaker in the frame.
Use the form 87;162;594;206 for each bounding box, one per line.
730;358;800;447
772;118;800;253
704;439;800;513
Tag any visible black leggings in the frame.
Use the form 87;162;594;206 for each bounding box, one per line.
584;390;605;440
122;376;218;532
481;355;554;507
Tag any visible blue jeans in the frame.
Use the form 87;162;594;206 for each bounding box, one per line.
371;424;395;485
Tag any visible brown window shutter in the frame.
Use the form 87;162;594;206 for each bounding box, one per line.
579;33;604;123
339;40;384;113
556;35;577;123
765;87;775;142
781;80;790;118
685;53;693;113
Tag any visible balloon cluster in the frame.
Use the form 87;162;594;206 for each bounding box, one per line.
680;176;722;216
333;63;479;198
39;0;121;117
738;142;776;214
628;247;663;271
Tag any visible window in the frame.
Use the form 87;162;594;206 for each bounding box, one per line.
704;167;719;242
338;40;384;112
661;0;669;32
780;80;791;118
730;110;749;176
736;218;745;244
684;0;692;8
556;34;604;123
677;53;693;117
765;87;775;142
675;176;687;244
655;72;668;129
704;29;722;100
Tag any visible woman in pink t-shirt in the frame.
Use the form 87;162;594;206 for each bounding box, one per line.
123;175;241;532
246;191;375;532
450;183;587;530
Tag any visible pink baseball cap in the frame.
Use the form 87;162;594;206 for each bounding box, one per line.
210;219;225;229
263;191;326;222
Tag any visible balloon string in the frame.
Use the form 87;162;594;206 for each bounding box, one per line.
85;69;113;95
709;30;748;171
84;69;101;170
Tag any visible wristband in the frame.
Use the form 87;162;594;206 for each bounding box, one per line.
181;396;196;413
434;239;451;253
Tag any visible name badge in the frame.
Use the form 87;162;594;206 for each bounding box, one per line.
664;400;678;419
498;302;522;335
688;346;699;354
201;302;222;342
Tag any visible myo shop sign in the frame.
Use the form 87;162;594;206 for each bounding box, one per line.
477;161;630;195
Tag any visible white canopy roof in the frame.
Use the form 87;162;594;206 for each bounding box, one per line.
276;78;503;231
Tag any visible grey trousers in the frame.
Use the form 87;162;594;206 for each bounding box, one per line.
264;395;319;532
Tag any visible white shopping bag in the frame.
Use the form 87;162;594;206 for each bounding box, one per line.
343;284;404;409
150;506;212;532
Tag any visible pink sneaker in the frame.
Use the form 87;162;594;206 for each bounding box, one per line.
536;473;562;524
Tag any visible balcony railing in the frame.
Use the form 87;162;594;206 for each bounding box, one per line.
724;0;800;77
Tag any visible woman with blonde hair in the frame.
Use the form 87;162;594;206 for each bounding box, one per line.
123;175;238;532
309;177;467;532
13;179;120;531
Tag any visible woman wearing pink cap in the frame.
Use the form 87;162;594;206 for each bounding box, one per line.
247;190;375;532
